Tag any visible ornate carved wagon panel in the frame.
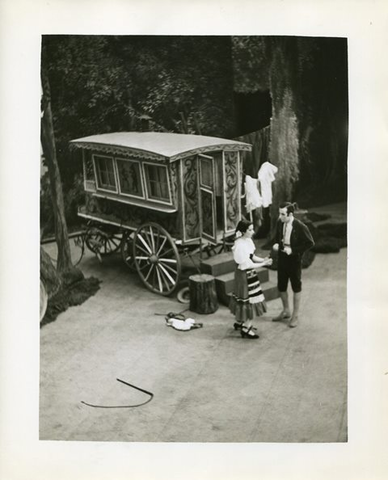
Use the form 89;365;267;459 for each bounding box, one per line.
223;150;241;234
180;155;200;242
169;161;179;209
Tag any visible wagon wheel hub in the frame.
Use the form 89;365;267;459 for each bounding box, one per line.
149;254;159;264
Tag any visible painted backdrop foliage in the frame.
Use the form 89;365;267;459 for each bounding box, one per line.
41;35;236;233
42;35;236;187
41;36;348;235
233;36;348;210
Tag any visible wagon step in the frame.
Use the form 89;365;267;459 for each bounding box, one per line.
200;251;279;306
199;252;235;277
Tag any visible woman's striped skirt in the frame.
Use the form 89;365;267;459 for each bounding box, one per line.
229;267;267;322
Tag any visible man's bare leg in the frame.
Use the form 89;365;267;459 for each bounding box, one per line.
272;291;292;321
289;292;301;328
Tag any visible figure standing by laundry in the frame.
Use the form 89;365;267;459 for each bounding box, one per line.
258;161;278;209
229;219;273;339
272;202;315;328
243;162;279;238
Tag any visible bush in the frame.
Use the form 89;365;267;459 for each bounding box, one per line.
310;222;347;253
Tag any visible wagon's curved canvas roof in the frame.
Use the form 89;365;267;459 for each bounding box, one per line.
70;132;251;162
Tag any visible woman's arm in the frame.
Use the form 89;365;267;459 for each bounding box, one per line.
251;254;272;267
237;257;258;270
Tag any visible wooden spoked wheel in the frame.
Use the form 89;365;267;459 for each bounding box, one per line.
120;230;136;271
85;225;122;256
133;223;181;296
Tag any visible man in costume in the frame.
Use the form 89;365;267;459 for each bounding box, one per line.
272;202;315;328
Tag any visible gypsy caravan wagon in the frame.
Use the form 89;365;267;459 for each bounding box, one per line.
70;132;252;296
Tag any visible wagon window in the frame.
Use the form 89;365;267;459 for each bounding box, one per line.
200;156;214;188
94;155;117;192
116;159;144;198
144;164;170;203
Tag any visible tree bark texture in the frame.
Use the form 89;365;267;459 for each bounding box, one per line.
267;38;301;235
40;246;61;298
41;53;83;285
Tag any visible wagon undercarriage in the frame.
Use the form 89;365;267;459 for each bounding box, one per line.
79;219;231;297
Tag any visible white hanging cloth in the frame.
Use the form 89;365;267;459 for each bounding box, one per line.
258;162;278;208
244;175;262;213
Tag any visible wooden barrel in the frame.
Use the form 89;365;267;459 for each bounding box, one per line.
189;274;219;314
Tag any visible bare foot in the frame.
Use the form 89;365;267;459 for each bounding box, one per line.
289;316;299;328
272;311;291;322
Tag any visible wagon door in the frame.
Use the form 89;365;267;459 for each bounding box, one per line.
198;154;217;244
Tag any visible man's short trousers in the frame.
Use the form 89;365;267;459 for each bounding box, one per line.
277;251;302;293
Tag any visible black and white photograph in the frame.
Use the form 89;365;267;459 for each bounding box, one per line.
1;0;388;479
39;34;348;443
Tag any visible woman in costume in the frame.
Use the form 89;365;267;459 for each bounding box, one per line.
229;219;272;339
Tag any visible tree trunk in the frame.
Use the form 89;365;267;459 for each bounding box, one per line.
189;274;219;314
267;39;300;236
40;246;61;298
41;50;83;285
